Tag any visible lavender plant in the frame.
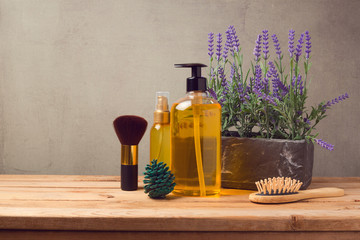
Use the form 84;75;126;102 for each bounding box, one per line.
207;26;349;151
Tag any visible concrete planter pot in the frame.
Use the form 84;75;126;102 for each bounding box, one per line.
221;137;314;190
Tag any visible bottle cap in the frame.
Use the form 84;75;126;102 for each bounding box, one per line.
174;63;207;92
154;92;170;124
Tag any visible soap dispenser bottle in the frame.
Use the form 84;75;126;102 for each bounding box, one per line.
150;92;170;166
170;63;221;197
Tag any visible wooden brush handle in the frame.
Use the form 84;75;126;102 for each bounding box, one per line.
249;187;344;204
299;187;344;200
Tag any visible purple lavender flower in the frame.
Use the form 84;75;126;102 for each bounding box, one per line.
322;93;350;110
271;68;281;99
288;29;295;58
238;82;246;102
304;118;311;131
305;30;311;60
291;75;296;88
272;34;282;59
219;67;229;95
295;33;304;62
291;74;304;92
298;75;304;95
254;64;262;92
208;87;225;106
208;88;217;100
216;33;222;61
292;74;304;95
263;76;269;93
229;25;240;52
262;29;269;60
279;83;289;97
219;66;226;82
208;32;214;58
224;27;234;59
223;45;229;60
253;89;277;106
226;26;236;56
250;77;255;90
263;68;270;93
314;138;334;151
229;64;235;82
245;86;251;100
269;61;288;99
253;34;262;62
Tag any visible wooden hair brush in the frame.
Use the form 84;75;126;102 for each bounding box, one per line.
113;115;148;191
249;177;344;203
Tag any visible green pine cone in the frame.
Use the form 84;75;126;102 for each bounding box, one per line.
143;159;176;199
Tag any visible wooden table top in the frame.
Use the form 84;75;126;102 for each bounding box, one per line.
0;175;359;236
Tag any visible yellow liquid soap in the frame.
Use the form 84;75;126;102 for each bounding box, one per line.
150;123;170;166
170;93;221;197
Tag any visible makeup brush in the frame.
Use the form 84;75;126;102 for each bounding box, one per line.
113;115;148;191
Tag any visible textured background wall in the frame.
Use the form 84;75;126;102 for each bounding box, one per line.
0;0;359;176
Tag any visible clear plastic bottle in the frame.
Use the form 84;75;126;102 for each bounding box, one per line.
170;64;221;197
150;92;170;166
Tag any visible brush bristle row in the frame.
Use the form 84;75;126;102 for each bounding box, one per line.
255;177;303;195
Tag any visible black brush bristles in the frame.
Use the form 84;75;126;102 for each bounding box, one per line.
113;115;148;145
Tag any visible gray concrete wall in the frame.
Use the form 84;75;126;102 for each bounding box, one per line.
0;0;359;176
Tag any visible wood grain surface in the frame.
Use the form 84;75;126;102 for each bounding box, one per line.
0;175;359;239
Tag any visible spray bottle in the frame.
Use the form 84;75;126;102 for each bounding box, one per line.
170;63;221;197
150;92;170;166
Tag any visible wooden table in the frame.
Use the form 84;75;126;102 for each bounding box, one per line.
0;175;359;239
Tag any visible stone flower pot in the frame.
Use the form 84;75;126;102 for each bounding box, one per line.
221;137;314;190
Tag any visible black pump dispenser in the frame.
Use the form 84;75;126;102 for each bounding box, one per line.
175;63;207;92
